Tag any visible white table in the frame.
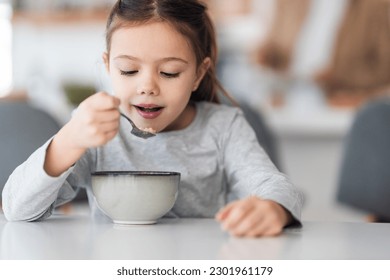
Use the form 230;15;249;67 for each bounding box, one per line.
1;213;390;260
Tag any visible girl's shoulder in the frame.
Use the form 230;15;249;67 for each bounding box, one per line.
195;101;245;132
194;101;254;144
196;101;244;124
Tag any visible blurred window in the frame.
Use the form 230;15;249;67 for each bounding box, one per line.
0;1;12;97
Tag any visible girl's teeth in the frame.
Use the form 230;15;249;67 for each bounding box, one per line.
140;107;161;112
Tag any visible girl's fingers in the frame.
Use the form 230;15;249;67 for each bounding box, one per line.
219;201;254;231
86;120;119;136
90;109;120;123
65;93;121;149
215;201;236;221
229;209;265;237
246;219;283;237
104;129;120;142
217;196;260;222
100;120;120;133
75;103;120;127
87;92;120;111
245;223;272;238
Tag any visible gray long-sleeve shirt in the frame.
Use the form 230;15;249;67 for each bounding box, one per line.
2;102;303;223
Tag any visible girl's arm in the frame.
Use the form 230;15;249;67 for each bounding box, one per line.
2;92;120;221
216;109;303;237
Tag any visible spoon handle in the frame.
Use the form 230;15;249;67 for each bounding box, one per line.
119;112;135;126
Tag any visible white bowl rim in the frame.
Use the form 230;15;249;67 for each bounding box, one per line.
91;171;180;177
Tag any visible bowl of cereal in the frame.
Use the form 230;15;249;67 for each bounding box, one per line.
91;171;180;225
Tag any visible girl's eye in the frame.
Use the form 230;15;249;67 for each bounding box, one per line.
161;72;180;78
120;70;138;76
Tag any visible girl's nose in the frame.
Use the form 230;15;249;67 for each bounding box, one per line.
137;73;159;96
139;88;157;95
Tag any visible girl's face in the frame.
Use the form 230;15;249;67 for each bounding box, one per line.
104;21;209;133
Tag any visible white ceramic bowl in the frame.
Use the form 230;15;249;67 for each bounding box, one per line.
91;171;180;225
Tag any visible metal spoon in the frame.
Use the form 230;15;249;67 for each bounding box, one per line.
120;112;156;139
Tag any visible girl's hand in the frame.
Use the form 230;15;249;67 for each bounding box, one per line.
215;196;292;238
64;92;121;149
44;92;120;177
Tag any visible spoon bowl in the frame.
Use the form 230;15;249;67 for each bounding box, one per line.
120;112;156;139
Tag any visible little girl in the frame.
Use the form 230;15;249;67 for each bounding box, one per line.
2;0;303;237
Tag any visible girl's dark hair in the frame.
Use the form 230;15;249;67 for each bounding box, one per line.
106;0;232;104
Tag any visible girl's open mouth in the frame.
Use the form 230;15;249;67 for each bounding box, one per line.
134;105;164;119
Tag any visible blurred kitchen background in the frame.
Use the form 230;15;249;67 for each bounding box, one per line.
1;0;390;222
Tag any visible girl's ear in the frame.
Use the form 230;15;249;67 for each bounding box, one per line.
102;52;110;72
193;57;211;91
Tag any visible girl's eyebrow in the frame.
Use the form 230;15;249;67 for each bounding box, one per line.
114;55;189;64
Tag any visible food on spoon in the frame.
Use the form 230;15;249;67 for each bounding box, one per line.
142;127;157;134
